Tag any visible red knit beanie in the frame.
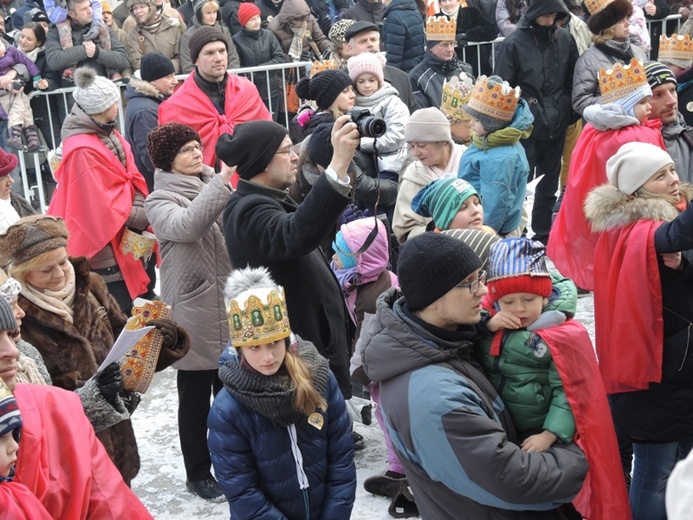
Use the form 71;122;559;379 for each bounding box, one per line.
487;275;552;302
238;3;261;27
0;149;18;178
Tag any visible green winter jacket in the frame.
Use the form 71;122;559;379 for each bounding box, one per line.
475;271;577;442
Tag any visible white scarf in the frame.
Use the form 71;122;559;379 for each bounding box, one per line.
21;260;77;324
289;23;307;61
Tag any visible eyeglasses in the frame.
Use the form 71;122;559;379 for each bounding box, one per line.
454;270;487;293
178;143;204;155
274;148;295;156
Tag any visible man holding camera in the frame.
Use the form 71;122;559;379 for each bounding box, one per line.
218;117;359;400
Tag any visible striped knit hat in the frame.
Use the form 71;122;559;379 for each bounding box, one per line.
0;377;21;442
486;238;552;302
411;178;480;230
441;228;501;269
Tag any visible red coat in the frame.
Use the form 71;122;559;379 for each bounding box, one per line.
547;120;664;290
47;132;150;300
13;384;153;520
0;480;52;519
158;71;271;172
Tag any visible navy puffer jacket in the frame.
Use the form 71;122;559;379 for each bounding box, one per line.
382;0;425;73
208;347;356;520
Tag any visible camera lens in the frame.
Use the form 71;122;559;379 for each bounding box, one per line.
364;118;386;138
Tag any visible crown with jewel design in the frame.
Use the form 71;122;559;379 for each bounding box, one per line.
441;74;474;121
227;287;291;347
599;58;648;104
465;75;521;122
659;34;693;64
310;59;340;77
584;0;613;15
426;15;456;42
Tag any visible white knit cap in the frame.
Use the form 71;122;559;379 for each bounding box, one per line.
666;449;693;520
72;67;120;115
606;142;674;195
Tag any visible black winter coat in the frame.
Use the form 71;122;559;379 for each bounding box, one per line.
222;175;353;398
258;0;283;28
678;67;693;128
494;0;578;140
408;52;473;109
339;0;384;24
383;64;418;114
382;0;425;73
233;27;285;100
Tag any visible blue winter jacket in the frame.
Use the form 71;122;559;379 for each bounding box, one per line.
458;98;534;235
382;0;425;73
208;347;356;520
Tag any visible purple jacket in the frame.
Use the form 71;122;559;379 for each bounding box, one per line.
0;46;41;78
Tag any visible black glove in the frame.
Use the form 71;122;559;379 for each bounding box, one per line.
146;318;182;351
96;362;123;407
455;33;468;48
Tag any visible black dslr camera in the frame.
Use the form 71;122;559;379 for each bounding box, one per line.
347;108;386;139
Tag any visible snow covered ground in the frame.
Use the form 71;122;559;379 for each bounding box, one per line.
131;294;596;519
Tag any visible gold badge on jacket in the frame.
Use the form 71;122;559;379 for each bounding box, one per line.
308;412;324;430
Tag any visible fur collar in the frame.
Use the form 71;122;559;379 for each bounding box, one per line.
128;76;165;100
584;184;691;232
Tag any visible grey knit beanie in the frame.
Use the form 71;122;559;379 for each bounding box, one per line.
72;67;120;115
0;297;16;333
404;107;452;143
398;232;482;311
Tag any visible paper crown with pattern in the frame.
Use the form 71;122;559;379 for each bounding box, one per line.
584;0;613;15
465;75;521;122
441;73;474;121
227;287;291;347
426;15;456;42
659;34;693;64
310;59;341;77
599;58;648;104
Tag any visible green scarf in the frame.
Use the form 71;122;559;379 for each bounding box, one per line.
471;124;533;151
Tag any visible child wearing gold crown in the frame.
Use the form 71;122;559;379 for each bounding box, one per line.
548;57;667;292
209;267;356;519
457;75;534;237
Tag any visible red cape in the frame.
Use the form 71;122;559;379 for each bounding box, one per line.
593;221;664;393
159;71;272;180
13;385;153;519
547;120;664;290
0;480;53;519
47;132;150;299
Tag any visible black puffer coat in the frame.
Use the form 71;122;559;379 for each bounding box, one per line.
233;27;285;100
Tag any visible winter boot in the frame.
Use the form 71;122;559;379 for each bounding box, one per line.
24;124;41;153
7;125;25;151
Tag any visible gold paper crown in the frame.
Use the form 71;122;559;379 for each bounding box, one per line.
584;0;613;15
465;75;521;122
441;74;474;121
426;16;456;42
227;288;291;347
659;34;693;64
598;58;648;104
310;59;340;77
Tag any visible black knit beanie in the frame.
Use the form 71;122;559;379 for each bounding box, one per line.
0;298;16;333
307;123;333;168
147;123;201;171
141;52;176;82
188;26;228;64
295;70;352;111
216;120;288;179
398;233;482;311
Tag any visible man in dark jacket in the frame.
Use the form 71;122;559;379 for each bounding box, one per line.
345;21;418;113
408;16;472;109
219;117;359;399
339;0;384;24
362;232;588;519
494;0;578;245
124;52;178;192
382;0;425;73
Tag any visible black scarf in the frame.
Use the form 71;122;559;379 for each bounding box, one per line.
218;339;331;427
595;43;635;63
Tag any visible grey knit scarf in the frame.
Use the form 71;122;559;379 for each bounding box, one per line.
219;339;331;427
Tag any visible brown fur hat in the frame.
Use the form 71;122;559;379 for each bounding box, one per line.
587;0;633;35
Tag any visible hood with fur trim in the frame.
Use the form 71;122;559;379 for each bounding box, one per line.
584;183;691;232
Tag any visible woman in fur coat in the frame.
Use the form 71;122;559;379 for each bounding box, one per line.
585;142;693;520
208;267;356;519
0;215;190;486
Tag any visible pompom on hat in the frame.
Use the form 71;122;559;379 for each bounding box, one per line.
404;107;452;143
147;123;201;172
72;67;120;115
397;232;482;311
238;2;261;26
216;120;288;179
606;142;675;195
0;148;18;178
295;69;352;111
188;26;229;64
486;238;552;302
347;52;384;85
411;178;481;231
224;267;291;347
307;122;334;168
0;215;69;266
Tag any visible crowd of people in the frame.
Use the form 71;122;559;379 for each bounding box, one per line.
2;0;693;518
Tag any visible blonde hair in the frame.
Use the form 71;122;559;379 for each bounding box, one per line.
9;248;60;285
201;1;219;13
328;103;345;121
283;345;327;416
592;27;616;45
